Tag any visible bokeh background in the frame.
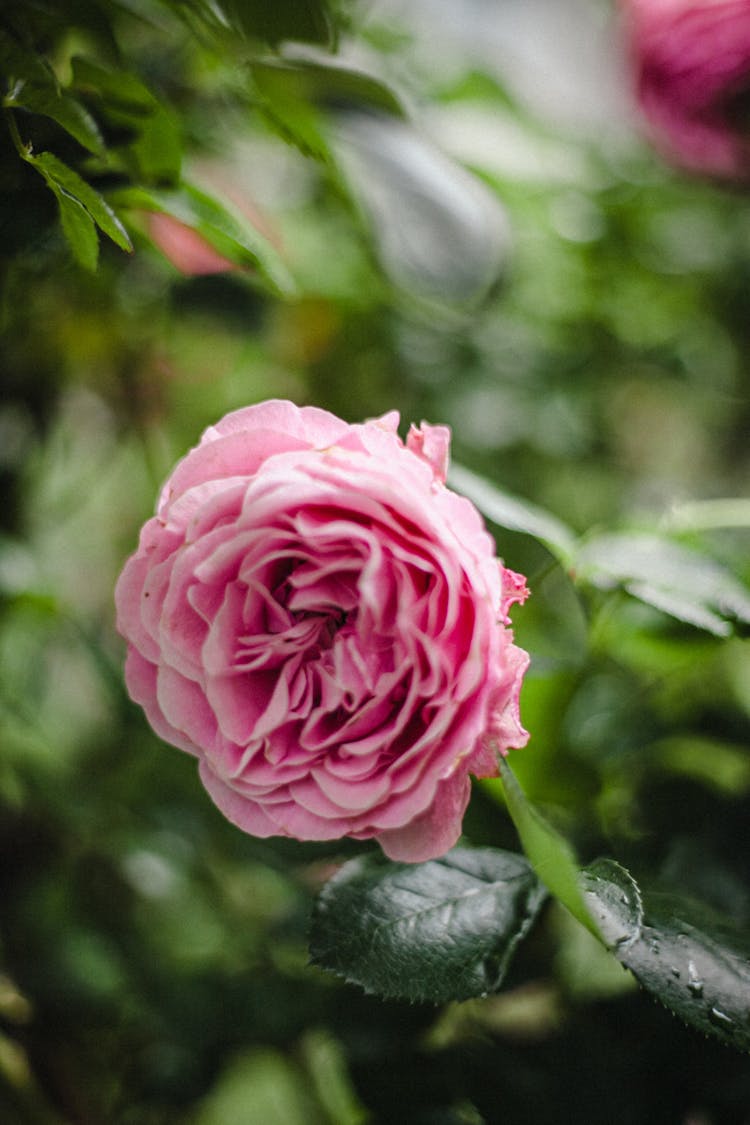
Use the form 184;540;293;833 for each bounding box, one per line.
2;0;750;1121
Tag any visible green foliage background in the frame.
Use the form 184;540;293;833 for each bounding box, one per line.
2;0;750;1121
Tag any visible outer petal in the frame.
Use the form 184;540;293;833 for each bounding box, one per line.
406;421;451;484
198;760;284;837
124;649;200;757
376;770;471;862
156;664;219;751
202;399;351;448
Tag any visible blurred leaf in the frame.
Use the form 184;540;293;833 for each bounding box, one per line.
191;1048;319;1125
309;846;547;1003
0;27;54;87
70;56;157;116
254;63;509;303
300;1030;369;1125
449;463;576;561
498;757;601;941
70;56;182;181
130;103;182;183
254;75;327;160
251;57;404;162
331;112;511;304
1;30;104;155
111;182;294;293
663;498;750;533
219;0;337;46
583;860;750;1053
150;0;226;36
651;735;750;796
30;152;132;252
253;57;405;119
574;532;750;636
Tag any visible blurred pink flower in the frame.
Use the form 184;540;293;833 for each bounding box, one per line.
623;0;750;179
145;212;236;276
115;400;529;862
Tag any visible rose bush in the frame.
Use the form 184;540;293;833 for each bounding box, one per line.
623;0;750;179
115;400;529;861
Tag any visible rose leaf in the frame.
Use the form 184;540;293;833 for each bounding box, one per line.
448;464;576;564
573;532;750;636
309;846;547;1003
583;858;750;1053
52;187;99;271
1;29;105;156
30;152;132;253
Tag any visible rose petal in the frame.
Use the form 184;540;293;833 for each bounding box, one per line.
156;664;218;750
376;770;471;862
406;421;451;483
124;649;199;756
198;760;283;836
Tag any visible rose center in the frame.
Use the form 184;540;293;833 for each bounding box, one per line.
294;606;351;658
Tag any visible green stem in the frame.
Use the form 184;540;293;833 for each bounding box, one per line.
4;106;32;159
498;755;604;942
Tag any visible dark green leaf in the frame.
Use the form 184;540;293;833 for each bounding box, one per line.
219;0;337;46
449;463;576;562
583;859;750;1052
580;858;642;951
54;188;99;271
573;532;750;636
5;82;105;156
31;152;132;251
309;846;547;1003
1;30;104;155
498;757;601;940
0;27;58;88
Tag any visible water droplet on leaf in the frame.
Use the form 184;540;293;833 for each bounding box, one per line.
687;960;704;998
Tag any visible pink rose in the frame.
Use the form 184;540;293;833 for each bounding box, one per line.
623;0;750;179
115;400;529;862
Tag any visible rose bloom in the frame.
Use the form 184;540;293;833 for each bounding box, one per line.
623;0;750;179
115;401;529;862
